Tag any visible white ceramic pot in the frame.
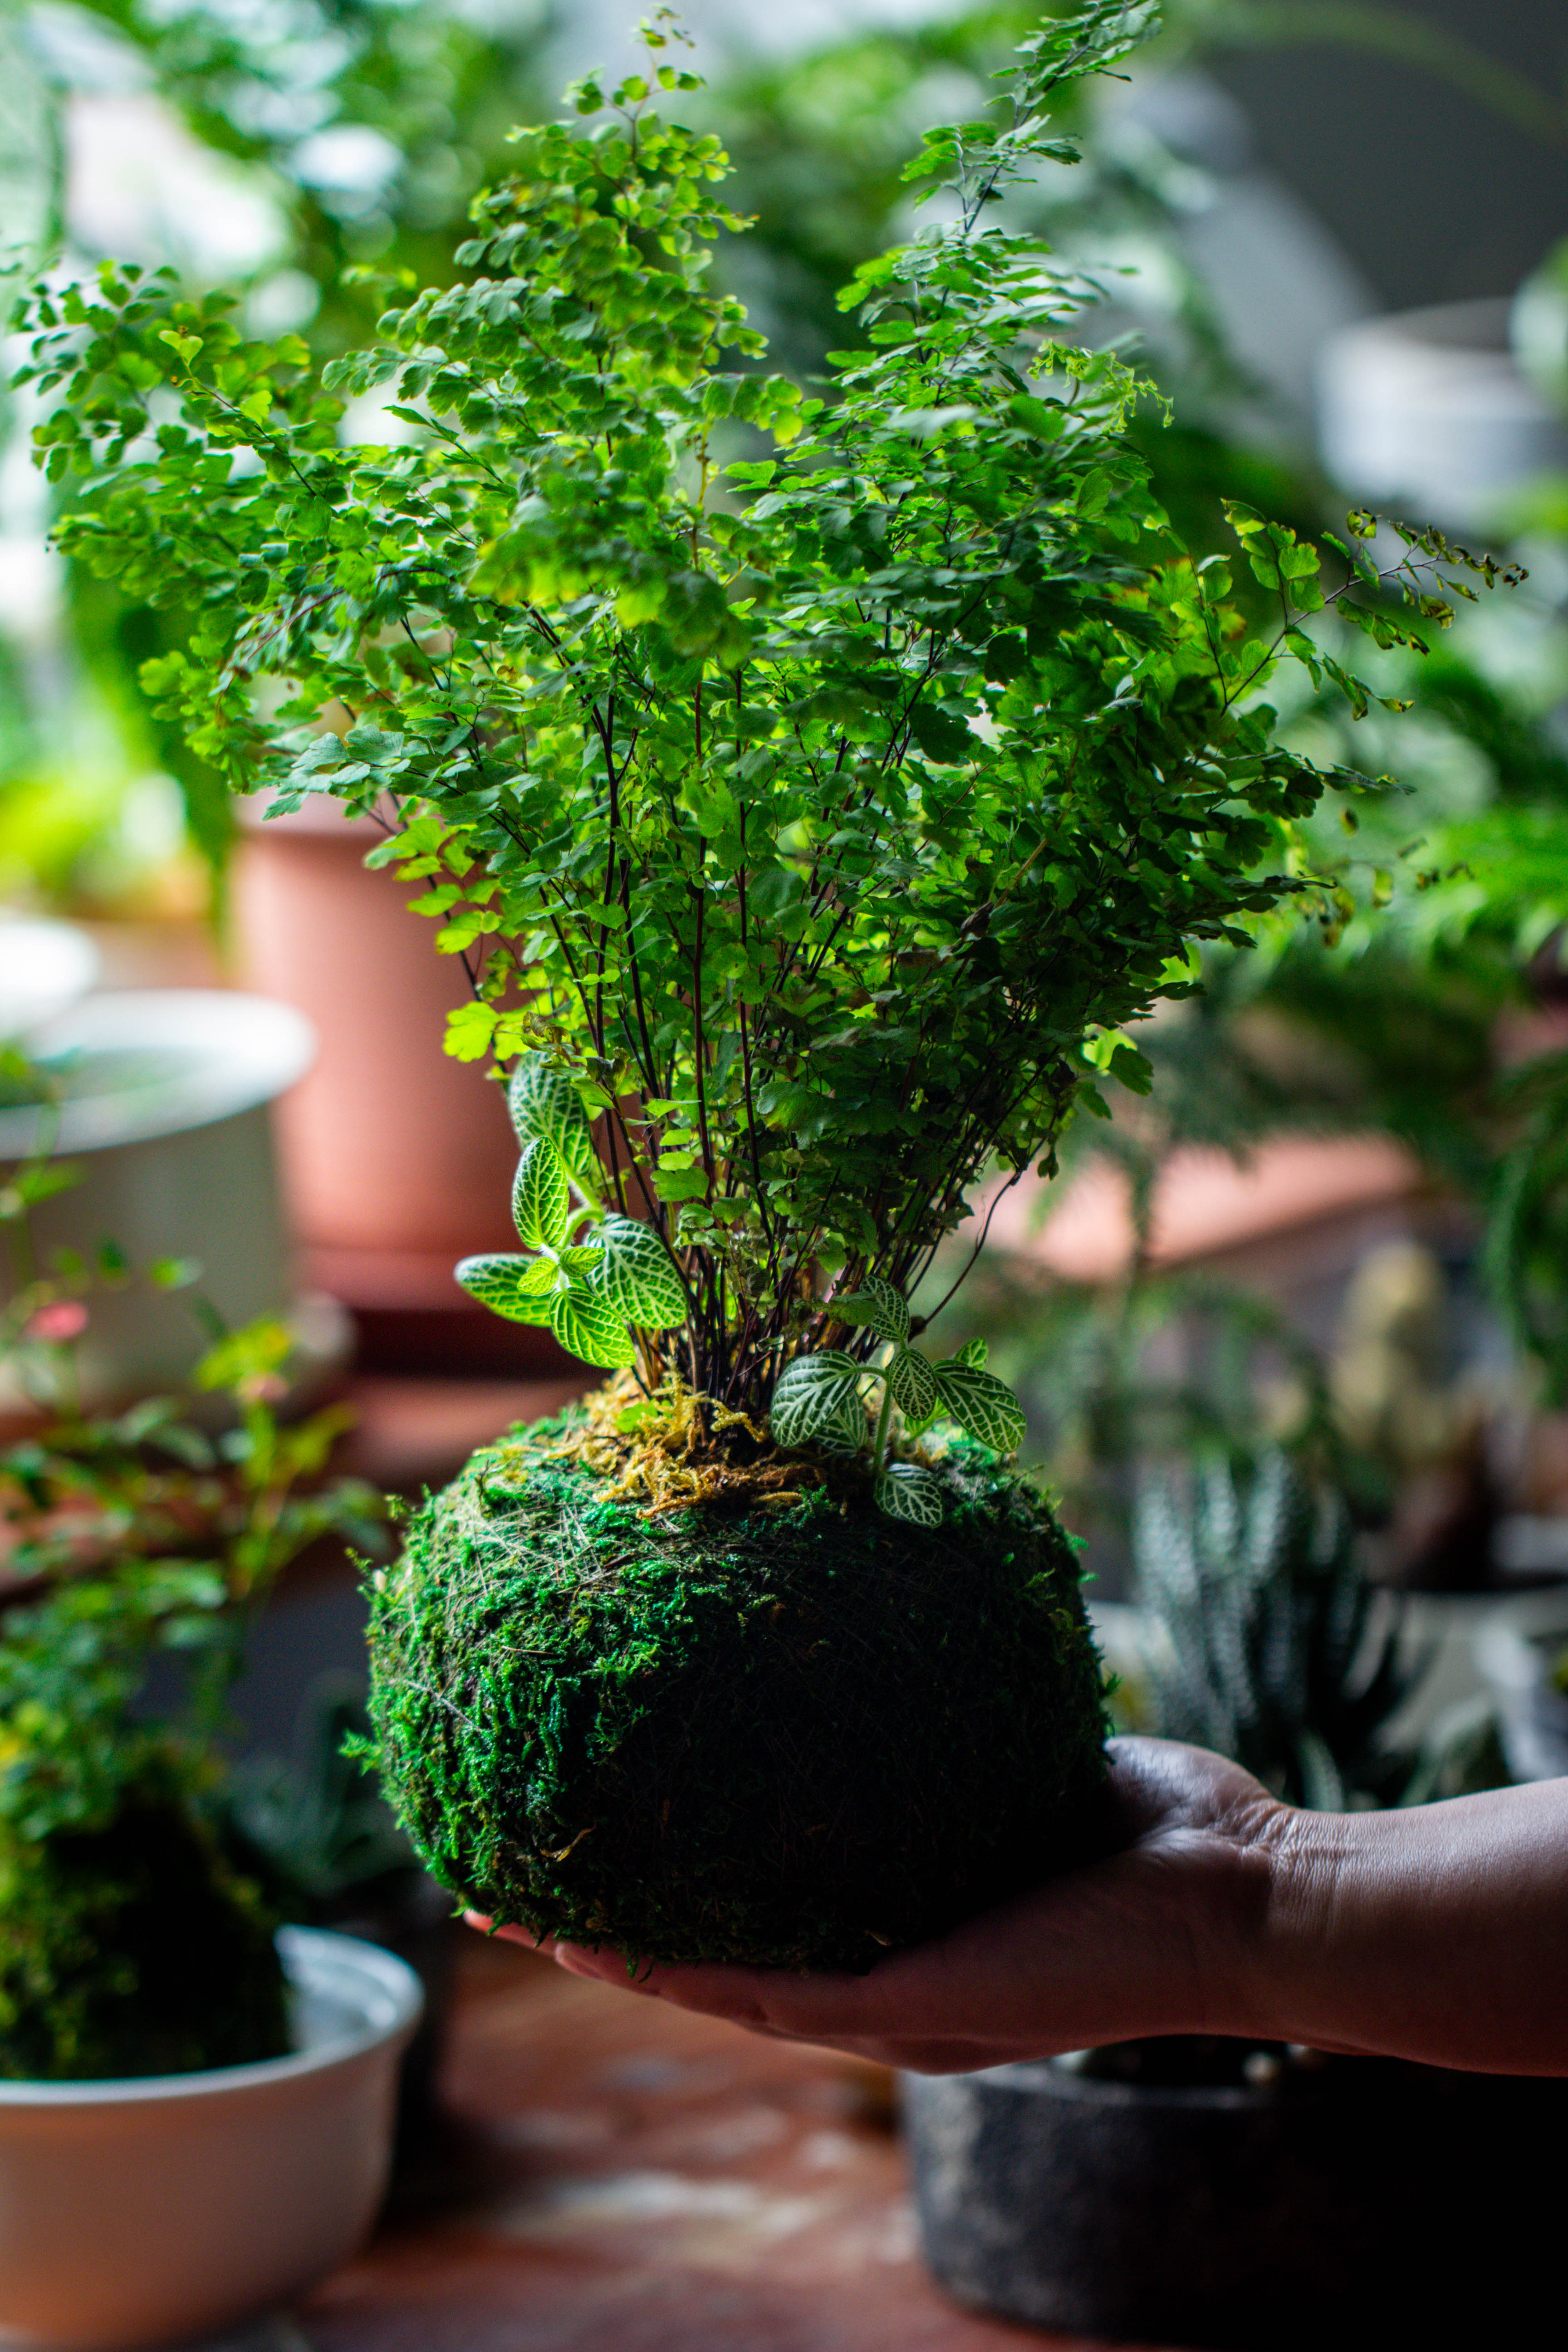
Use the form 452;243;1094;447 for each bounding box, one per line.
1316;298;1568;534
0;920;100;1044
0;989;348;1413
0;1927;422;2352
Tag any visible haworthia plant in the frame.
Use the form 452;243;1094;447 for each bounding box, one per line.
1133;1449;1410;1808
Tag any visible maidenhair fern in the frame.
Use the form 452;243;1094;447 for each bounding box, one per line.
15;0;1515;1490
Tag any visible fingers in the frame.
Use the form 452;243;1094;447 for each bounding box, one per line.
461;1736;1282;2066
551;1940;882;2033
464;1911;545;1948
547;1942;1057;2072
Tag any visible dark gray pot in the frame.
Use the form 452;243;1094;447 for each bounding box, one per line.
903;2054;1561;2349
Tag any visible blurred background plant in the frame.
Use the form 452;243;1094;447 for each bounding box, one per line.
1131;1447;1413;1808
0;1103;389;2077
1;0;553;905
4;0;1562;906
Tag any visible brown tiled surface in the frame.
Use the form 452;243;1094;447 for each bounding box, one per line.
302;1936;1124;2352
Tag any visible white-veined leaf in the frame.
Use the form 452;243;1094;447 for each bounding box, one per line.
455;1253;560;1325
931;1361;1027;1456
512;1137;573;1251
887;1344;938;1422
598;1215;686;1329
556;1243;603;1273
957;1336;988;1368
549;1279;637;1369
875;1463;945;1527
769;1350;862;1450
830;1273;910;1344
815;1393;869;1455
508;1053;596;1178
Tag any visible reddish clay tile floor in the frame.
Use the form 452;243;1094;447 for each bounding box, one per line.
301;1933;1141;2352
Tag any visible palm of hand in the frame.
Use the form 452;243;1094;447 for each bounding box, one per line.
476;1740;1287;2073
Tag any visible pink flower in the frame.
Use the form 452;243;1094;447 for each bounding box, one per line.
26;1301;88;1343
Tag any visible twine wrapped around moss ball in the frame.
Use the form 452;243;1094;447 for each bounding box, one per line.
365;1411;1109;1971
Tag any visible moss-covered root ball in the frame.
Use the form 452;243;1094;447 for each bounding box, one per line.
0;1791;289;2082
367;1425;1109;1971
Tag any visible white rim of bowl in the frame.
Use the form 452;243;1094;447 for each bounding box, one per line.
0;990;316;1157
0;1928;424;2106
0;918;101;1040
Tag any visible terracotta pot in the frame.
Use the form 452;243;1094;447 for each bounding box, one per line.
973;1133;1425;1285
232;799;569;1376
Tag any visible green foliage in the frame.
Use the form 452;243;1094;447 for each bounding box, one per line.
53;0;551;353
225;1684;417;1917
1484;1052;1568;1407
1133;1447;1408;1808
0;1777;288;2082
0;1157;387;2077
14;1;1509;1430
0;1552;292;2079
366;1410;1107;1967
771;1301;1022;1522
455;1051;686;1366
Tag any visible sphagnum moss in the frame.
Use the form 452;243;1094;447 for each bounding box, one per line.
366;1411;1107;1970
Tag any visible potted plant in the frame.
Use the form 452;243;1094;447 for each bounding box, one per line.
16;0;1517;1969
0;1211;420;2352
902;1444;1561;2351
0;981;343;1421
230;793;554;1377
226;1679;461;2176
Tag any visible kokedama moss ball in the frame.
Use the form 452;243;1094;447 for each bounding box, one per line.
366;1416;1109;1970
0;1786;289;2081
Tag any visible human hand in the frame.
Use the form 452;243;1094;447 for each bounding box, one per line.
470;1737;1290;2073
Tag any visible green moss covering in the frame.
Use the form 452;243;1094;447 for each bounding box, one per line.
366;1417;1109;1970
0;1782;290;2082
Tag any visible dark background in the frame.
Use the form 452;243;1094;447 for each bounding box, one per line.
1207;0;1568;307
